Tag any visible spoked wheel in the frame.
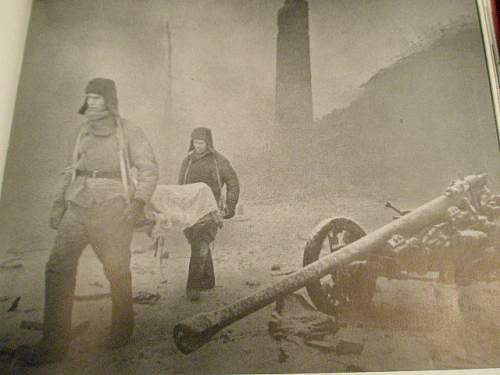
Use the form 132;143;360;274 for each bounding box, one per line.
303;217;376;315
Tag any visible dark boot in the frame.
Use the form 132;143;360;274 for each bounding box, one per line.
16;268;74;366
186;241;215;300
186;288;200;302
15;337;68;367
105;269;134;349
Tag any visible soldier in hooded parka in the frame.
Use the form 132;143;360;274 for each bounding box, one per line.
178;127;240;301
17;78;159;366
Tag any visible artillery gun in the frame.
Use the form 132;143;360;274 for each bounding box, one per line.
304;185;500;315
174;174;499;354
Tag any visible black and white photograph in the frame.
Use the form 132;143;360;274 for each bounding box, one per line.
0;0;499;374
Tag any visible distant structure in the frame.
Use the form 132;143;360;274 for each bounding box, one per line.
275;0;313;132
161;20;174;183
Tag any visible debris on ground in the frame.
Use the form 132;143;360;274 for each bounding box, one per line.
89;281;104;288
7;297;20;312
232;217;250;222
268;293;339;342
0;258;23;270
304;339;336;351
345;364;365;372
245;280;261;288
335;339;364;355
278;346;288;363
218;332;234;344
271;269;296;277
20;320;43;331
0;346;15;363
133;291;161;305
303;338;363;355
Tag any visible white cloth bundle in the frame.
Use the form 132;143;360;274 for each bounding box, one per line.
147;182;219;233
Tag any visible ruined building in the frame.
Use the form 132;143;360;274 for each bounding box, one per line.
275;0;313;132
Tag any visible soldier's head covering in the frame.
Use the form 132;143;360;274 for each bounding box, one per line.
78;78;119;115
189;127;214;152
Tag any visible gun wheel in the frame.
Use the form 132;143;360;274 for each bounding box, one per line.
303;217;376;315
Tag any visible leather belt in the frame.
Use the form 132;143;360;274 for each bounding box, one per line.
76;170;122;179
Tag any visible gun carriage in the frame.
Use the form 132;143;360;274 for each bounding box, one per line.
303;183;500;315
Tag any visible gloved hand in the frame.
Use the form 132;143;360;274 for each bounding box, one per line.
123;198;146;226
49;200;67;230
223;204;236;219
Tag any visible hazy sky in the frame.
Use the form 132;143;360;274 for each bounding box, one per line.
16;0;480;158
161;0;477;120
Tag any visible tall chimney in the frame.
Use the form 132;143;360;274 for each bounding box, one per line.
275;0;313;132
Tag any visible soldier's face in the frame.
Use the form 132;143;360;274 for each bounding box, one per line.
193;139;207;154
86;93;106;111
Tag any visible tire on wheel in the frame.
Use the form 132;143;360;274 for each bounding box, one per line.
303;217;375;315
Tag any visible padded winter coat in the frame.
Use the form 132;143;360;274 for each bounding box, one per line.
178;150;239;210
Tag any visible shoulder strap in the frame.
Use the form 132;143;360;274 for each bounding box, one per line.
115;116;131;205
183;157;192;185
70;126;87;182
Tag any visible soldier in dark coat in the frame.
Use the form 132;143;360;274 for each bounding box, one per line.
17;78;159;366
178;127;239;301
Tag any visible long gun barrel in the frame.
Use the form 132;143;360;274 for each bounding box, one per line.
173;173;489;354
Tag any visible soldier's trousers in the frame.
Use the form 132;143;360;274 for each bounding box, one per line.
43;197;134;348
183;213;219;291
